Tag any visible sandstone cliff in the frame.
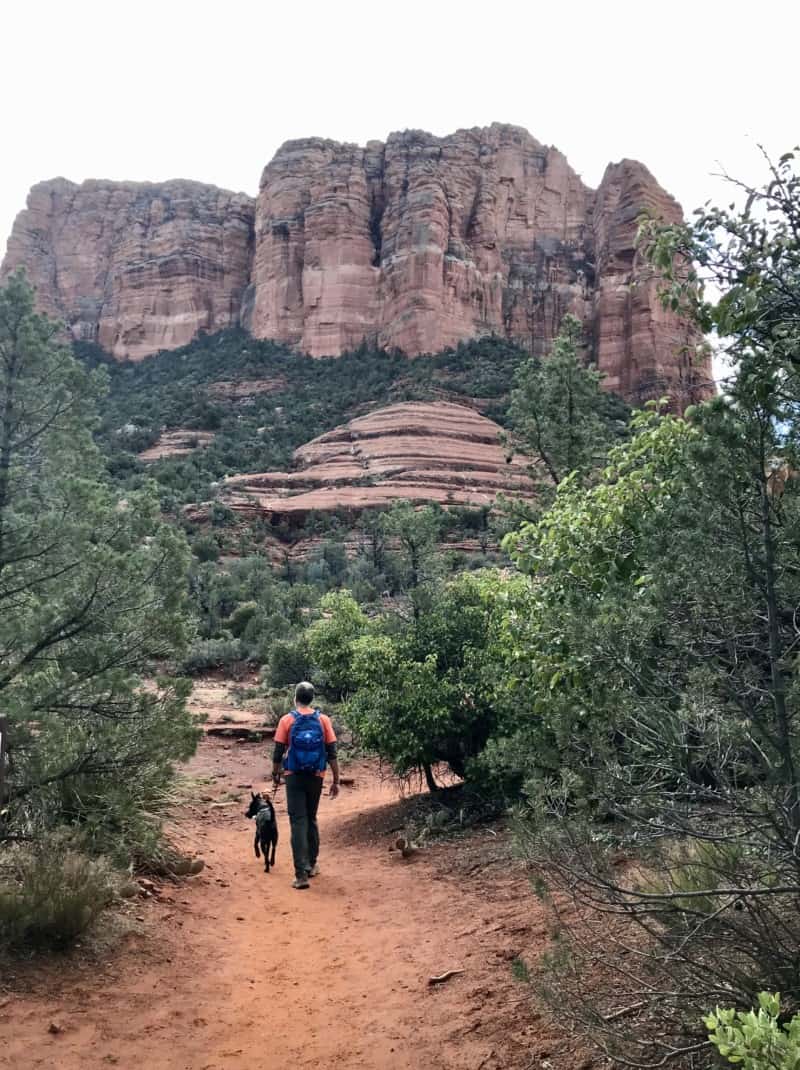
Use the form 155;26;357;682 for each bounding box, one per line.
2;178;254;361
2;124;710;403
249;127;592;360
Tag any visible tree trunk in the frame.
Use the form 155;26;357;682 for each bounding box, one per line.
759;430;800;837
423;763;439;793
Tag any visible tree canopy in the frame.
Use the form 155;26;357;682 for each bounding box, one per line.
0;273;197;863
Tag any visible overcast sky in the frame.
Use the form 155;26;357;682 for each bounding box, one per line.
2;0;798;253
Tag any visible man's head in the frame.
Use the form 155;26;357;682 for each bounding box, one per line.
295;680;315;707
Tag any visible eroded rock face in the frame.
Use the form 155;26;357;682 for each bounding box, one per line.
219;401;535;519
591;160;701;404
248;126;594;358
3;125;711;403
248;124;710;404
2;178;254;361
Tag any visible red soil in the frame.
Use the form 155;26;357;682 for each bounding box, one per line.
0;742;584;1070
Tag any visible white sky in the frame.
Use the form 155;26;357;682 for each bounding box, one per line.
2;0;798;256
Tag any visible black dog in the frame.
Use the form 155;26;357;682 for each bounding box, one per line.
244;792;278;873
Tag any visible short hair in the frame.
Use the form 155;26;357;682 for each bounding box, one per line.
295;681;315;706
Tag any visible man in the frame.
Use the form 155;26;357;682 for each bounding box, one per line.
272;681;340;889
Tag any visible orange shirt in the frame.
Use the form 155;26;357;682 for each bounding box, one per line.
274;707;336;777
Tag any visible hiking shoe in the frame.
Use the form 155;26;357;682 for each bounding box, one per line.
307;864;319;877
292;876;310;889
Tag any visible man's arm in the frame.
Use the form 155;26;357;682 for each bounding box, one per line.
327;745;340;798
324;717;340;798
271;726;288;785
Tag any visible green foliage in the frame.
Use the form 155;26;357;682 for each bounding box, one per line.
639;147;800;370
506;313;627;499
502;152;800;1067
266;635;310;689
0;844;117;950
305;591;370;699
341;571;513;783
226;600;258;638
0;273;197;867
180;637;244;675
210;501;235;527
192;534;221;561
380;501;443;594
705;994;800;1070
482;408;695;797
87;331;530;506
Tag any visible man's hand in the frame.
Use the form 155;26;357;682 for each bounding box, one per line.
271;764;282;788
328;758;341;798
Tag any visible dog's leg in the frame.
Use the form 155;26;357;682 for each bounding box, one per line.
262;834;270;872
271;827;278;866
254;829;260;858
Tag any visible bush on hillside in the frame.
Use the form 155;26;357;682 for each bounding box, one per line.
192;534;221;562
266;636;311;688
226;600;259;637
180;637;244;675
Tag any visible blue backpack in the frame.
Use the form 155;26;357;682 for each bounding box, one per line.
285;709;327;773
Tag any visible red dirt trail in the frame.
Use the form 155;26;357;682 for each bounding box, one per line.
0;739;579;1070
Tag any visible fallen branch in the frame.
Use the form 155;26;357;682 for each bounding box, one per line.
602;1000;647;1023
428;969;464;986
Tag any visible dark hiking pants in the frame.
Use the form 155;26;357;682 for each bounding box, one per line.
285;773;324;879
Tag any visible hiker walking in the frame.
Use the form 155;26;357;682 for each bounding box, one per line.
272;681;340;889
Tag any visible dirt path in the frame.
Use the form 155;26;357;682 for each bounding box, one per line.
0;737;577;1070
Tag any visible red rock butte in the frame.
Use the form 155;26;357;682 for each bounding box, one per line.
2;123;711;406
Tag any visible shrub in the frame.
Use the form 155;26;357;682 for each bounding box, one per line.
210;502;235;527
305;591;369;699
267;636;310;688
705;993;800;1070
0;846;117;951
192;534;221;562
226;600;258;637
180;637;244;674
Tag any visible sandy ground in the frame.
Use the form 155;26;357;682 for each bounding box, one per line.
0;735;585;1070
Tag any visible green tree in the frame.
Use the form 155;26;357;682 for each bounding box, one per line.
305;590;369;700
357;509;388;573
266;635;310;689
381;501;442;602
0;273;197;860
343;572;510;790
506;313;625;498
498;154;800;1066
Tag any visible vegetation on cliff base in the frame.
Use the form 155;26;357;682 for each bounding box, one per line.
85;331;531;506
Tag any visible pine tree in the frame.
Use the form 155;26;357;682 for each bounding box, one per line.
0;273;197;860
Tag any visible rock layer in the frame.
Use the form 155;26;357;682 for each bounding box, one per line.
219;401;534;520
3;124;711;403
